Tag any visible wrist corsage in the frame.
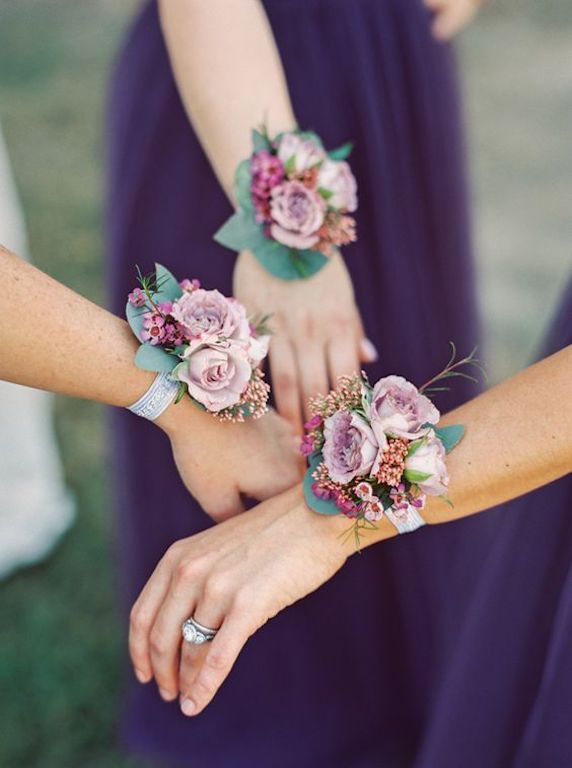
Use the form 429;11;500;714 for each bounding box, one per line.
301;346;483;547
214;127;358;280
126;264;270;421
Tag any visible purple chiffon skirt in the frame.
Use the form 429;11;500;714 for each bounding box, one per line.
106;1;572;765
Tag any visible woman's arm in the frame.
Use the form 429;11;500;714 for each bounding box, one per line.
158;0;372;433
0;245;300;519
129;345;572;712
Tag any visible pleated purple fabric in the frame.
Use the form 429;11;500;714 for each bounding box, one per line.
106;1;572;765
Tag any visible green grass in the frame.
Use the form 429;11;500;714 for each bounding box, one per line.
0;2;153;765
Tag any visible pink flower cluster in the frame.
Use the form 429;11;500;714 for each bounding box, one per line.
302;373;449;522
250;132;357;256
128;276;270;419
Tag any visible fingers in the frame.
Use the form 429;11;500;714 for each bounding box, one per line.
327;329;360;385
178;600;227;711
294;340;329;421
425;0;479;40
129;544;181;686
270;336;303;434
146;556;203;700
179;610;253;717
354;312;378;364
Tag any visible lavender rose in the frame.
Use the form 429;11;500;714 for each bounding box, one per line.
277;133;325;173
170;289;250;341
369;375;440;446
404;431;449;496
323;411;378;484
175;339;251;412
270;180;326;249
317;159;358;212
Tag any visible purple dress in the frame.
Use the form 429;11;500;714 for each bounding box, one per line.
106;1;572;765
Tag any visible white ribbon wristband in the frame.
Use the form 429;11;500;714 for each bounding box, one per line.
384;505;426;535
127;372;179;421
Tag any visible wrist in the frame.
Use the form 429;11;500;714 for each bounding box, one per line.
291;491;397;563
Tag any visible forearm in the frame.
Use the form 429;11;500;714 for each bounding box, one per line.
423;345;572;523
0;245;170;415
158;0;296;201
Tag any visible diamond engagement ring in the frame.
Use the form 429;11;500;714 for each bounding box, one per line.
182;617;218;645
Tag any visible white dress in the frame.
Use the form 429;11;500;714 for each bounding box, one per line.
0;124;74;579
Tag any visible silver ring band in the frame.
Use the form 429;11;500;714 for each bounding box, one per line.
127;372;179;421
182;617;218;646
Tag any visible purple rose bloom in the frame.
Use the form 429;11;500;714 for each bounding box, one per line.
170;289;250;342
270;180;325;250
369;375;440;446
322;411;378;484
175;339;252;412
404;431;449;496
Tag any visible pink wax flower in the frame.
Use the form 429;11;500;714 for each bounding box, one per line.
251;150;285;222
317;159;358;212
277;133;326;174
404;430;449;496
141;312;166;345
170;289;250;342
312;482;333;501
270;180;326;250
300;434;316;457
355;481;374;501
369;375;440;447
128;288;146;307
163;322;186;347
363;499;384;522
304;414;323;431
322;410;378;484
175;339;252;412
180;278;201;292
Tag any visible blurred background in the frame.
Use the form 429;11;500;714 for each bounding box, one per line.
0;1;570;765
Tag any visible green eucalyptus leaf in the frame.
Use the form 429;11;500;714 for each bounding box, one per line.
125;301;146;342
403;469;433;484
434;424;465;453
251;128;271;153
303;454;341;516
214;210;262;252
252;242;328;281
154;263;183;302
235;159;253;212
134;344;178;373
328;142;353;161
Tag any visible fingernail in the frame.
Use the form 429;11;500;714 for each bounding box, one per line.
360;338;379;363
181;698;196;716
159;687;177;702
134;668;150;684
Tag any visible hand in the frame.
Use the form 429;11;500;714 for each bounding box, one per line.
128;487;356;713
233;250;377;434
156;399;302;521
423;0;485;41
